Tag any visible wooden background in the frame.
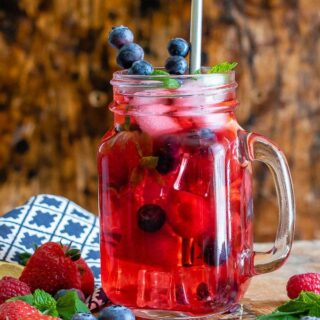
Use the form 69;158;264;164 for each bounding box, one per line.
0;0;319;241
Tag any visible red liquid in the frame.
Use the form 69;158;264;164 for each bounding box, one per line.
98;95;253;316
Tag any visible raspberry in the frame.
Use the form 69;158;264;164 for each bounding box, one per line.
0;300;39;320
0;276;31;304
287;273;320;299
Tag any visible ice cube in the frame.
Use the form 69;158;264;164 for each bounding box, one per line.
137;270;173;309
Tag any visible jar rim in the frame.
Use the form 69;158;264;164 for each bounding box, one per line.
111;67;235;83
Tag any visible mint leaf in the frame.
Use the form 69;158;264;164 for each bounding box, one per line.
33;289;58;317
150;70;181;89
208;62;238;73
309;304;320;317
8;294;34;305
193;69;201;74
57;291;90;320
140;156;159;169
257;313;299;320
257;292;320;320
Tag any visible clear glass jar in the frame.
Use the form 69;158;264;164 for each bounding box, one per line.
98;70;295;319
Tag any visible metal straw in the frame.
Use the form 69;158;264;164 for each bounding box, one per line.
189;0;203;73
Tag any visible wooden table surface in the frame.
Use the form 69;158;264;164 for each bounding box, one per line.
239;240;320;318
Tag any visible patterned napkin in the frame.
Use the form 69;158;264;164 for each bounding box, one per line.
0;194;109;311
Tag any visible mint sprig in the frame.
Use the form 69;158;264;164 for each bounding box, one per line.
57;291;90;320
33;289;59;316
208;61;238;73
257;291;320;320
8;289;90;320
150;70;181;89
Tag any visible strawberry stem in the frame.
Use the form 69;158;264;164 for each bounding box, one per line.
65;248;81;261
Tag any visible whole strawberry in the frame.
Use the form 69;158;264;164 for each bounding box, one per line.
0;276;31;304
0;300;39;320
76;258;95;297
287;273;320;299
19;242;94;297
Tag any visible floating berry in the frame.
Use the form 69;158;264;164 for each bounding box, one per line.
168;38;190;57
116;43;144;69
199;128;216;141
165;56;188;75
156;136;181;174
196;282;210;300
128;60;154;75
108;26;134;49
203;238;230;266
137;204;166;232
98;305;135;320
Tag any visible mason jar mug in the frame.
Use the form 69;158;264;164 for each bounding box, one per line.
98;70;295;319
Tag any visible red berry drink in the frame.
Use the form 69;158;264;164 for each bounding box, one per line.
98;71;254;317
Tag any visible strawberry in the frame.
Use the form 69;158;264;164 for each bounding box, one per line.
0;276;31;304
98;131;141;189
0;300;40;320
287;273;320;299
76;258;95;297
19;242;94;297
23;316;60;320
167;190;211;238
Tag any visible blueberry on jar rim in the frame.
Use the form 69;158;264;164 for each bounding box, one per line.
137;204;166;232
108;26;134;49
116;43;144;69
165;56;188;75
168;38;190;57
128;60;154;75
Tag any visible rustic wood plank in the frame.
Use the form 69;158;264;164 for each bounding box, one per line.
0;1;319;240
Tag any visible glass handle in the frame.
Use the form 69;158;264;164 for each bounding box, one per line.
244;133;295;275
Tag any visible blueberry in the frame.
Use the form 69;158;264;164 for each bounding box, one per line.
54;288;85;302
108;26;134;49
72;313;97;320
165;56;188;75
156;136;181;174
167;38;190;57
128;60;154;75
199;128;215;140
203;238;230;266
116;43;144;69
196;282;210;300
137;204;166;232
98;305;135;320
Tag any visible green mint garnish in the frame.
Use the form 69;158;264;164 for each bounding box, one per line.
33;289;59;316
151;70;181;89
140;156;159;169
56;291;90;320
193;69;201;74
8;294;34;305
208;61;238;73
257;291;320;320
9;290;58;317
8;289;89;319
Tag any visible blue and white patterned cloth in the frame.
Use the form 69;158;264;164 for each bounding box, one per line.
0;194;109;311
